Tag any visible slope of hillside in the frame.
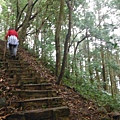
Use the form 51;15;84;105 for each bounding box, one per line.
18;48;120;120
0;40;120;120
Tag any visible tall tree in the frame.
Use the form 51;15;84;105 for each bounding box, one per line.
57;0;73;84
18;0;38;45
55;0;65;77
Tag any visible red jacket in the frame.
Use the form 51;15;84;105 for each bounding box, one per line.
5;29;18;40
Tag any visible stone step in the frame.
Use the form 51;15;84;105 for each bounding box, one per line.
11;97;64;110
10;83;52;90
6;72;40;79
5;59;28;63
8;66;23;69
6;67;33;71
5;106;70;120
6;68;36;74
6;68;24;73
6;63;30;68
19;77;48;84
12;90;57;98
8;77;47;84
6;59;27;63
5;66;36;71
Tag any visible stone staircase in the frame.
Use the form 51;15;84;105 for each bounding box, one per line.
0;43;70;120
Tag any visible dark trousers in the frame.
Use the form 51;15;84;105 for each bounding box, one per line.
9;44;18;56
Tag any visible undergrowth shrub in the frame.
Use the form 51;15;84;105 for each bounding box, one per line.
63;77;120;112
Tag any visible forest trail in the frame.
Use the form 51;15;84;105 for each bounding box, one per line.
0;41;69;120
0;40;120;120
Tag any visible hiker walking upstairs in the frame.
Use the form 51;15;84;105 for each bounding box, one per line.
5;28;19;59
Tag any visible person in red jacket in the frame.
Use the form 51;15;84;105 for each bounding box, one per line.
5;28;19;59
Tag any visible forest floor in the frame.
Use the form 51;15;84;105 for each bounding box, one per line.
0;42;119;120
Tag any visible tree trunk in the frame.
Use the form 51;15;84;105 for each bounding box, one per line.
100;45;107;90
87;36;93;83
18;0;36;45
57;0;73;84
55;0;65;77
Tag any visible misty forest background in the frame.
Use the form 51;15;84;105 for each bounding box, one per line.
0;0;120;111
